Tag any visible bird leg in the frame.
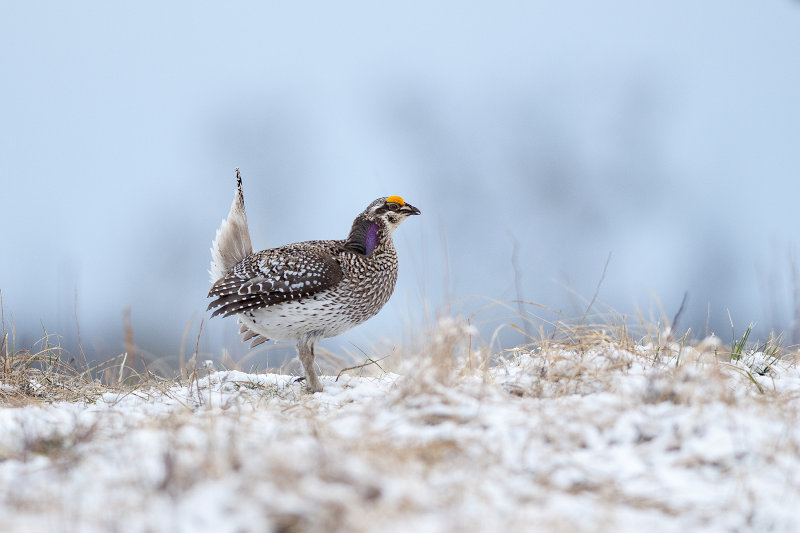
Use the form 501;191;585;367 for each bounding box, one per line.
297;335;323;393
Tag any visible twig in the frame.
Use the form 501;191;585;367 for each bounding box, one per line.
123;307;135;379
141;356;152;384
791;247;800;346
118;352;128;386
178;314;196;378
74;289;87;378
510;234;531;339
1;288;5;342
670;292;690;337
188;317;205;403
1;290;10;374
1;332;8;375
581;252;612;323
336;355;391;381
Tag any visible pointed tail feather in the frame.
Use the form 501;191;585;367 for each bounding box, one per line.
209;168;253;282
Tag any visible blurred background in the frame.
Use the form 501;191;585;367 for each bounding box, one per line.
2;1;800;370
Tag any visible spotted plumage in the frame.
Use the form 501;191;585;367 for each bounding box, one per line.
207;173;420;392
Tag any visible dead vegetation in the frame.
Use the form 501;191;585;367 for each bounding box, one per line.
2;300;799;409
2;306;800;532
0;333;102;406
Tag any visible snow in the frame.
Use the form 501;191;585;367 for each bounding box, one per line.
2;330;800;532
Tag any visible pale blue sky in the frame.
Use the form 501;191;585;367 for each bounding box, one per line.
2;1;800;364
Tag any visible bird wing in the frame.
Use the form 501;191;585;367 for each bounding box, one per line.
206;241;344;318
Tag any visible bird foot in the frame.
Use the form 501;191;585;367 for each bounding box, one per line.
292;375;323;393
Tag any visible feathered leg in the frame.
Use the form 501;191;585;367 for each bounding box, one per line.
297;334;323;393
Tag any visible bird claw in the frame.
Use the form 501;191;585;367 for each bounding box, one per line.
292;375;323;393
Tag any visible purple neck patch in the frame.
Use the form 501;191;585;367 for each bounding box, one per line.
365;222;379;255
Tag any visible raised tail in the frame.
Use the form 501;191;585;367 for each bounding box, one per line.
209;168;253;283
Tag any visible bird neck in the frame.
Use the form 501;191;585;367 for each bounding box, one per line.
344;217;391;256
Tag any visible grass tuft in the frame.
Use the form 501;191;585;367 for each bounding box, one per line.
0;337;103;405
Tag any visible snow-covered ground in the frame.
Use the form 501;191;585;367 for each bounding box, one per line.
2;322;800;532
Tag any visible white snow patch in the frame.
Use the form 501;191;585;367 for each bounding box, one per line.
2;343;800;532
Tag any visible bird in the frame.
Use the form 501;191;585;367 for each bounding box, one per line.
207;169;421;392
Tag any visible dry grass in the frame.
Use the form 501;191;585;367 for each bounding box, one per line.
0;333;102;406
0;327;194;408
2;304;798;408
2;308;800;532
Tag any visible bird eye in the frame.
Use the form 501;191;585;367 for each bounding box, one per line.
387;203;400;211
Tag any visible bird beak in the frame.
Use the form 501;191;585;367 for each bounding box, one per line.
401;203;421;216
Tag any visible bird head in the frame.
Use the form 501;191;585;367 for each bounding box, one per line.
346;196;421;255
365;195;422;233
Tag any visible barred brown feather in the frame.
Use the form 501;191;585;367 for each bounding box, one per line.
207;241;345;317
